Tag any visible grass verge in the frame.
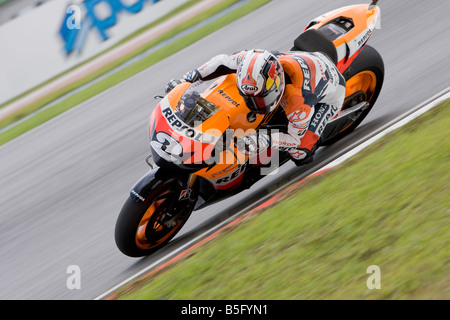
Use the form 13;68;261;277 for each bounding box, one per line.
0;0;271;146
112;100;450;300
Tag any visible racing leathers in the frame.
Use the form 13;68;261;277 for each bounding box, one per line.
166;50;346;164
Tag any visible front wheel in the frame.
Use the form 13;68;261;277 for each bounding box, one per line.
115;178;196;257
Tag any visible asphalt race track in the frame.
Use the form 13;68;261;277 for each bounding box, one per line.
1;0;449;299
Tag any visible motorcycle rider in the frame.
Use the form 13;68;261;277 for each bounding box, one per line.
165;49;346;165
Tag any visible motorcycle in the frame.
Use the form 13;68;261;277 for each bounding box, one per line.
115;1;384;257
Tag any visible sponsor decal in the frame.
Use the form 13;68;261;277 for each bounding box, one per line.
288;110;309;123
241;84;259;93
289;55;312;92
265;61;281;90
267;61;278;81
60;0;163;55
310;105;328;129
218;89;240;107
214;163;247;185
131;189;145;202
309;104;339;136
357;28;372;47
289;149;307;160
160;105;216;144
179;188;192;201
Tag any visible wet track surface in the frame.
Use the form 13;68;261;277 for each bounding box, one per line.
1;0;449;299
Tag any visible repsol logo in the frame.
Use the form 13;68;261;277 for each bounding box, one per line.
214;163;247;185
60;0;162;55
293;56;311;91
357;29;372;47
218;90;240;107
316;105;339;135
161;107;205;142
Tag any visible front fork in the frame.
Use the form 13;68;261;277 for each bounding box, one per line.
131;154;198;203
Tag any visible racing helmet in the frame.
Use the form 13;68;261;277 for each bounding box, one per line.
236;50;285;114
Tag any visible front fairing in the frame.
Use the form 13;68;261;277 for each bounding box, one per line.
149;87;229;171
148;76;275;190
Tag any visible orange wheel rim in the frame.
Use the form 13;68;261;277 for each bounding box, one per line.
135;190;184;250
345;71;377;101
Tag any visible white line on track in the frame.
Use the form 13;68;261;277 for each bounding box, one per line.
94;86;450;300
320;87;450;172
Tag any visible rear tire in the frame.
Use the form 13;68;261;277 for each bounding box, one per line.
324;45;384;144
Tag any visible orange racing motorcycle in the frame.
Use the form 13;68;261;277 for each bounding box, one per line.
115;1;384;257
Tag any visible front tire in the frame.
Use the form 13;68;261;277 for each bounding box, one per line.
115;178;196;257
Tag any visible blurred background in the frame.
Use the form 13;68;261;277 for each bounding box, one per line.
0;0;48;24
0;0;191;104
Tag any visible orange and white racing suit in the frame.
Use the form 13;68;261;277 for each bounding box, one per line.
189;50;346;161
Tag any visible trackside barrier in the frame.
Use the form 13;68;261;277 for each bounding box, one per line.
0;0;189;104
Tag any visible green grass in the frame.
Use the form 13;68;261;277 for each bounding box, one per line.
114;100;450;300
0;0;272;145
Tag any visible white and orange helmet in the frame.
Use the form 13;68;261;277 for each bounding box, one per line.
236;50;285;114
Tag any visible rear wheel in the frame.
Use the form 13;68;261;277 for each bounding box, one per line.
115;178;196;257
326;45;384;143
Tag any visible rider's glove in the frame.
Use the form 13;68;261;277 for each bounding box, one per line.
183;69;201;83
165;70;201;93
235;132;271;155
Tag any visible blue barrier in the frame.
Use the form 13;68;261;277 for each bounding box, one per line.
60;0;161;54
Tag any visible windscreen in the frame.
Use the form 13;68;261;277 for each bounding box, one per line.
174;90;218;126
